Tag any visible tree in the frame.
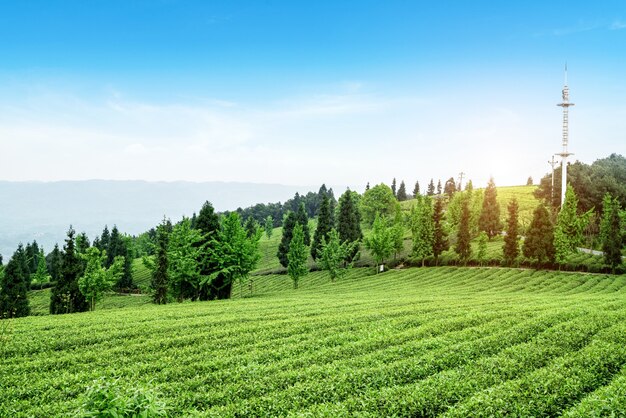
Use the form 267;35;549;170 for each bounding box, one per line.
600;193;624;273
208;213;261;297
396;181;408;201
391;178;397;197
444;177;457;199
455;198;472;263
98;226;111;253
527;176;533;186
31;248;51;284
145;219;170;304
0;246;30;318
264;215;274;240
364;214;395;272
25;241;40;275
503;198;520;265
409;197;434;266
390;214;405;260
554;185;590;264
287;223;308;288
476;232;488;266
311;194;334;261
412;181;420;198
336;189;362;262
365;182;370;191
78;247;124;311
478;177;502;240
46;244;63;283
50;226;89;314
432;198;449;264
277;211;297;268
167;218;205;301
319;229;358;282
427;179;435;196
360;183;399;225
436;180;442;195
295;202;311;246
195;201;224;300
523;204;555;264
244;217;259;238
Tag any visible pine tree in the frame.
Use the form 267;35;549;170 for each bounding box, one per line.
244;217;259;238
98;226;110;253
46;244;63;283
477;232;488;266
427;179;435;196
444;177;457;199
195;201;225;300
277;211;297;268
478;177;502;240
396;181;408;201
412;181;420;198
287;223;308;288
600;193;624;273
31;249;51;284
455;198;472;263
311;195;334;261
527;176;534;186
432;197;449;264
0;246;30;318
365;182;370;191
107;226;121;267
264;215;274;239
409;197;434;266
295;202;311;246
167;218;205;302
554;185;590;264
150;219;170;304
523;205;555;264
502;198;520;265
25;241;40;275
336;190;362;262
391;178;397;197
436;180;442;195
50;226;89;314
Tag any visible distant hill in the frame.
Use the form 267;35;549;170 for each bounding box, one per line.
0;180;313;259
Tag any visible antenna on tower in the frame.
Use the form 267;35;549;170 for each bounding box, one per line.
556;64;574;207
564;62;568;85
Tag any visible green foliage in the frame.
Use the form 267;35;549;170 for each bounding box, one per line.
455;198;472;263
0;246;30;318
167;218;205;302
444;177;456;199
412;180;420;198
503;198;520;265
195;201;225;300
396;180;408;201
146;219;170;305
478;177;502;239
336;189;362;262
319;229;357;282
360;183;400;225
287;223;308;288
50;226;89;314
30;249;51;284
432;197;449;263
264;215;274;240
523;204;555;264
311;195;334;261
447;188;483;237
600;193;624;272
45;244;63;283
409;197;434;265
78;247;124;311
391;178;397;197
295;202;311;246
427;178;435;196
79;378;167;417
363;214;395;271
476;231;488;266
554;185;591;264
277;211;297;268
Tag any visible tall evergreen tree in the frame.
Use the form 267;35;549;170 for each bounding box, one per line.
311;195;334;261
427;179;435;196
391;178;397;197
554;185;590;264
432;197;449;264
50;227;88;314
264;215;274;239
409;197;434;266
278;211;297;268
31;248;51;284
396;181;408;201
444;177;457;199
523;205;555;264
365;182;370;191
46;244;63;283
287;223;308;288
25;241;40;275
455;198;472;263
106;226;121;267
167;218;205;302
412;181;420;198
337;190;363;262
600;193;624;273
98;226;111;253
502;198;520;265
436;180;442;195
478;177;502;240
195;201;224;300
149;219;170;304
295;202;311;246
0;246;30;318
244;217;259;238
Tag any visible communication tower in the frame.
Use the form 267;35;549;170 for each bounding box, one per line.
556;65;574;207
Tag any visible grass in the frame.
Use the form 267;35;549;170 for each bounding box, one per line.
6;267;626;416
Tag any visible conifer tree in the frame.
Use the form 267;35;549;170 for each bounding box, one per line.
167;218;205;301
365;182;370;191
278;211;297;268
479;177;502;240
527;176;534;186
503;198;520;265
600;193;624;273
523;204;555;264
46;244;63;283
31;249;51;284
50;227;89;314
409;197;434;266
391;178;397;197
25;241;40;275
106;226;121;267
444;177;457;199
295;202;311;246
476;232;488;266
455;198;472;263
244;217;259;238
98;226;110;253
195;201;225;299
554;185;590;264
0;246;30;318
412;181;420;198
432;197;449;264
427;179;435;196
264;215;274;239
336;190;362;262
149;219;170;304
287;223;308;288
436;180;442;195
396;181;408;201
311;195;334;260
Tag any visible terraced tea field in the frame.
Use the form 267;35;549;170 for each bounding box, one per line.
3;267;626;416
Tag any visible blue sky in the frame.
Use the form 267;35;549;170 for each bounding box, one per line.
1;1;625;189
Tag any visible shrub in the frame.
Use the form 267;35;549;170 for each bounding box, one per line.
79;378;167;417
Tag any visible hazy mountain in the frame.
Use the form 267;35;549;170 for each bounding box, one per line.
0;180;313;259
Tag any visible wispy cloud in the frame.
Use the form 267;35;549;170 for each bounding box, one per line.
610;20;626;30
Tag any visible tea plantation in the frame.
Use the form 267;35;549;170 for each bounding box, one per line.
3;267;626;416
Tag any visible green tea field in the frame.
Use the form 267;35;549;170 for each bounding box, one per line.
4;267;626;417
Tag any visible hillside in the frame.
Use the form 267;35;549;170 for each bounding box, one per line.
4;267;626;416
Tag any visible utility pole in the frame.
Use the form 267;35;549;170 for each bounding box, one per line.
457;172;465;191
556;64;574;207
548;155;558;205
